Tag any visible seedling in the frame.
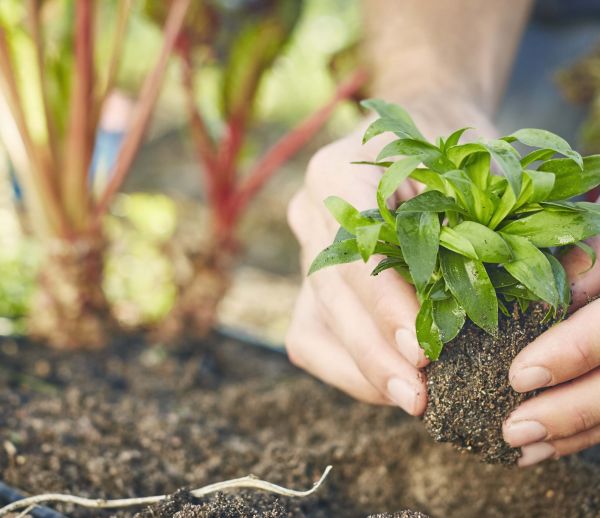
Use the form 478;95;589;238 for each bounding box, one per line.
310;99;600;360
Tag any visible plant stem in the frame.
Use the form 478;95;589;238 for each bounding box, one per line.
228;68;368;229
0;466;332;515
63;0;95;231
93;0;191;222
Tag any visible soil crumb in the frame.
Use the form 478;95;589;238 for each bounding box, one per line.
367;512;430;518
135;489;289;518
423;304;552;464
0;334;599;517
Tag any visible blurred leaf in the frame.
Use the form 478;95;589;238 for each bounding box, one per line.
574;241;597;273
544;252;572;311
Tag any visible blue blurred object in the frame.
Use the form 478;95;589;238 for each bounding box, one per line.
7;128;125;203
89;129;125;190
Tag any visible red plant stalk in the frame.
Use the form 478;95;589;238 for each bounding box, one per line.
94;0;191;222
62;0;95;231
220;68;368;239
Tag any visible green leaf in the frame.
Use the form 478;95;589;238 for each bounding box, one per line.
377;138;439;161
452;221;512;263
351;160;394;168
463;151;491;191
516;170;555;206
444;127;471;150
488;183;517;230
360;99;425;141
371;257;406;276
433;295;466;343
574;241;597;273
500;233;558;307
308;239;361;275
325;196;372;234
443;170;494;223
544;252;572;311
416;299;444;360
377;156;422;226
397;190;465;214
439;249;498;334
481;139;523;196
541;155;600;200
439;227;479;260
506;128;583;169
356;222;383;262
500;209;600;248
488;268;519;288
446;142;487;167
396;211;440;293
520;149;557;168
410;168;450;193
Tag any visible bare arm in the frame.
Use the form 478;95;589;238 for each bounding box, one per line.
362;0;533;119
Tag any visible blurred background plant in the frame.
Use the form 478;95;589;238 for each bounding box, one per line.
0;0;189;348
144;0;366;340
558;43;600;153
0;0;363;346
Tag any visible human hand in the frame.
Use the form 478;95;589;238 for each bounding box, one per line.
286;127;429;415
504;235;600;467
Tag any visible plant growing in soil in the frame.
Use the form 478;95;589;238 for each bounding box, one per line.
0;0;190;349
310;99;600;463
147;0;366;340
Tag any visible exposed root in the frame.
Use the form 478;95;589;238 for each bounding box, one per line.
0;466;332;516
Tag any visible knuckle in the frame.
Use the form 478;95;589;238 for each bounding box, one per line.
569;405;597;436
572;337;597;374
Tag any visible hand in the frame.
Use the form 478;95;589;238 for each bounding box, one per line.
286;127;429;415
504;235;600;467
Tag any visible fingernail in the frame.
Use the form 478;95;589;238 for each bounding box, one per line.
387;377;417;414
510;366;552;392
395;328;422;366
518;442;556;467
504;420;547;447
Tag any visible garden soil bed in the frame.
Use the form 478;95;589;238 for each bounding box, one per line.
0;335;599;517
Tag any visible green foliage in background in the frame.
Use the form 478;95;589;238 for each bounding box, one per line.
310;100;600;360
558;43;600;153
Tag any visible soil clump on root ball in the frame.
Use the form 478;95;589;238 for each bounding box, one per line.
423;304;552;464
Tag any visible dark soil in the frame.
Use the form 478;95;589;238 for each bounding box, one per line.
0;334;599;517
423;304;552;464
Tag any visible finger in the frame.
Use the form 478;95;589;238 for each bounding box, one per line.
548;423;600;457
562;236;600;309
509;299;600;392
291;189;427;368
286;283;390;405
517;425;600;468
504;368;600;448
308;265;427;415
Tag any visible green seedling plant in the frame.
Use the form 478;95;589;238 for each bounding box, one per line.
310;99;600;361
